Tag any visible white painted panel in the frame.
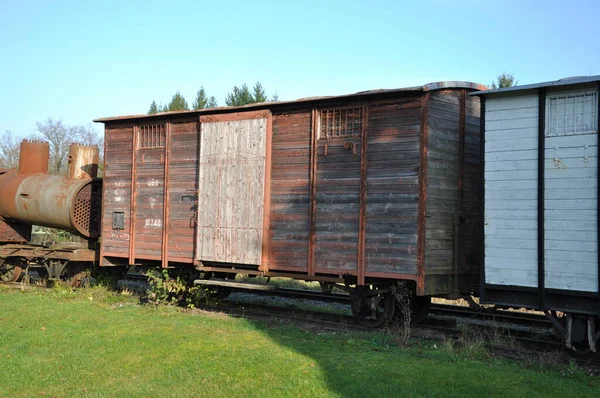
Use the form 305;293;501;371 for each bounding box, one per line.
486;189;537;200
486;267;538;288
485;169;538;181
545;272;598;291
486;95;539;112
486;107;538;121
487;117;538;131
487;149;537;162
485;95;539;288
544;99;598;292
486;137;538;153
486;159;538;172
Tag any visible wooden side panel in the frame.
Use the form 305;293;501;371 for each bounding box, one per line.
268;111;311;271
314;130;361;273
484;94;539;288
544;100;598;292
134;135;165;259
462;95;482;292
424;91;461;294
197;117;268;265
364;98;422;276
101;125;134;257
167;119;200;262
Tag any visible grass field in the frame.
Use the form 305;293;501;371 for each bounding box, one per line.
0;285;597;398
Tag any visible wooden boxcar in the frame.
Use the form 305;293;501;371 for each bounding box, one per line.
95;81;484;323
473;76;600;350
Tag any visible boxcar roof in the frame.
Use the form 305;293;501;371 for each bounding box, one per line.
94;81;486;123
471;75;600;97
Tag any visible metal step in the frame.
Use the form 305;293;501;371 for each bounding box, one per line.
193;278;278;291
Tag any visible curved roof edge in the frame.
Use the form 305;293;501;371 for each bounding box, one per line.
94;81;486;123
471;75;600;97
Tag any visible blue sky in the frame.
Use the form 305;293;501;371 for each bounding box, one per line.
1;0;599;137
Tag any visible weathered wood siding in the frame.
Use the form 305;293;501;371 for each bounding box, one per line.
462;95;482;292
424;91;461;294
364;97;421;276
268;111;311;272
133;132;165;259
196;116;268;265
167;119;199;261
101;124;134;258
544;91;598;292
314;109;362;273
484;94;539;288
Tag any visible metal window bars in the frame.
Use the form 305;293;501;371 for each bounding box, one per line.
319;107;363;140
546;91;598;136
138;125;166;149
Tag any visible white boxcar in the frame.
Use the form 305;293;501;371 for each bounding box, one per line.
473;76;600;351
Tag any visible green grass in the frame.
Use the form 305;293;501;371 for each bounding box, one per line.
0;286;597;398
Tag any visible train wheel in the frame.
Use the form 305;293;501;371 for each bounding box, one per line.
0;258;23;282
351;286;396;328
409;296;432;325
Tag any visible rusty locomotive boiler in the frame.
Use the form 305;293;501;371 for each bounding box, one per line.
95;81;485;325
0;140;102;283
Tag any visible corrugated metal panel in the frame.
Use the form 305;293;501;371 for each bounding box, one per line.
196;112;270;265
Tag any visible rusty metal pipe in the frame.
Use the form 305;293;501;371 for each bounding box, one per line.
0;142;102;239
0;170;101;238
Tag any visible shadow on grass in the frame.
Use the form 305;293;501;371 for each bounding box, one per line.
245;318;597;398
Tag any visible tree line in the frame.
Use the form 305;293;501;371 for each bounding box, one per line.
147;82;279;114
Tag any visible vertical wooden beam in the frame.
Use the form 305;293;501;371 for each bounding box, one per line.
128;126;138;264
261;113;273;273
357;102;369;286
161;122;171;269
538;88;546;309
98;125;108;267
308;109;318;276
454;89;467;297
416;93;430;296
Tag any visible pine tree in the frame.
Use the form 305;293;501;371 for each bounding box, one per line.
167;91;189;111
148;101;159;114
252;82;268;103
207;96;218;108
491;73;517;89
192;87;218;109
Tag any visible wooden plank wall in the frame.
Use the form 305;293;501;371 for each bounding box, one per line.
134;144;165;259
314;115;362;273
364;97;422;276
424;91;461;294
544;91;598;292
461;94;482;292
268;111;311;272
167;119;199;262
197;118;267;265
484;94;539;288
101;124;134;258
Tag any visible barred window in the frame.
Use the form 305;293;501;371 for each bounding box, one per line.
546;91;598;136
138;125;166;149
319;107;362;139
